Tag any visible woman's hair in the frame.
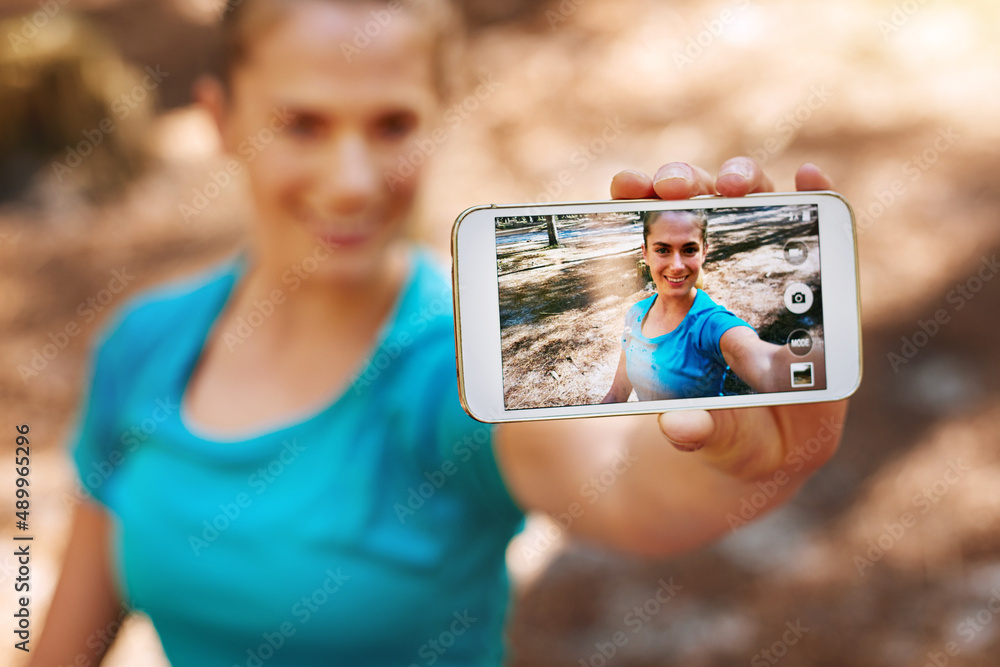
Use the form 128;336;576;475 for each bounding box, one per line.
641;209;710;290
641;209;708;248
217;0;463;99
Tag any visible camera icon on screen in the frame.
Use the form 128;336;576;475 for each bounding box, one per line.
783;282;814;315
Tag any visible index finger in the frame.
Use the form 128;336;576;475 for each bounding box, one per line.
716;157;774;197
610;170;655;200
611;163;716;200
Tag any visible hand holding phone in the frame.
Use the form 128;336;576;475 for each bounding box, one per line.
480;162;852;553
453;165;861;425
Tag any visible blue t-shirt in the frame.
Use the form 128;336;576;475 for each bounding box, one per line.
620;289;754;400
69;246;525;666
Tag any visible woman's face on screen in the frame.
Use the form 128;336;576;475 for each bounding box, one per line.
642;212;707;298
215;1;438;283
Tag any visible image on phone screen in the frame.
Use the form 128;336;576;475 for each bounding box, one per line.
495;204;825;409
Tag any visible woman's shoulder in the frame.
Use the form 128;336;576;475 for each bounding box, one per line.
691;288;734;316
688;289;754;335
407;246;454;315
401;245;477;340
370;246;458;371
93;255;242;356
625;293;656;320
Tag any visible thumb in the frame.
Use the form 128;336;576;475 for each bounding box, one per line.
658;407;784;479
656;410;717;451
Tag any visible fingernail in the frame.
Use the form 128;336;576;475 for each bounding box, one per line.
654;166;690;186
671;439;704;452
719;163;751;180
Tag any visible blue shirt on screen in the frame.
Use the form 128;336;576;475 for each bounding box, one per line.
69;246;524;667
621;289;754;400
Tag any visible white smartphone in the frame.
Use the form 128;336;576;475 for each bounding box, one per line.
452;191;862;423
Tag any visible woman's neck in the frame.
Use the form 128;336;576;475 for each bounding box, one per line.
232;242;413;341
653;287;698;321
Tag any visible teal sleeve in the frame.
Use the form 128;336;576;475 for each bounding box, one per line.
699;310;755;367
430;349;525;530
68;309;132;508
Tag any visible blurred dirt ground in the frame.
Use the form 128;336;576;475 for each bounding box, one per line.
2;0;1000;665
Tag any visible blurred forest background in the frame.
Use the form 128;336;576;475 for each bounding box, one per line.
2;0;1000;665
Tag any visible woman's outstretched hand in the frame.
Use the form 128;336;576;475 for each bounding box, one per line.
493;158;847;558
611;158;847;482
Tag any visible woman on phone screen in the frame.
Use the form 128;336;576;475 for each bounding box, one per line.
602;209;810;403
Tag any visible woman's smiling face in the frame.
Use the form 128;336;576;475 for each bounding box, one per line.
642;211;707;298
214;1;439;283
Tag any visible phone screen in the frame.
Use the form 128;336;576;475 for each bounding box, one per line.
495;204;824;409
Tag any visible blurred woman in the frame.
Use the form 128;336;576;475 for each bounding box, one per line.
32;1;845;665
